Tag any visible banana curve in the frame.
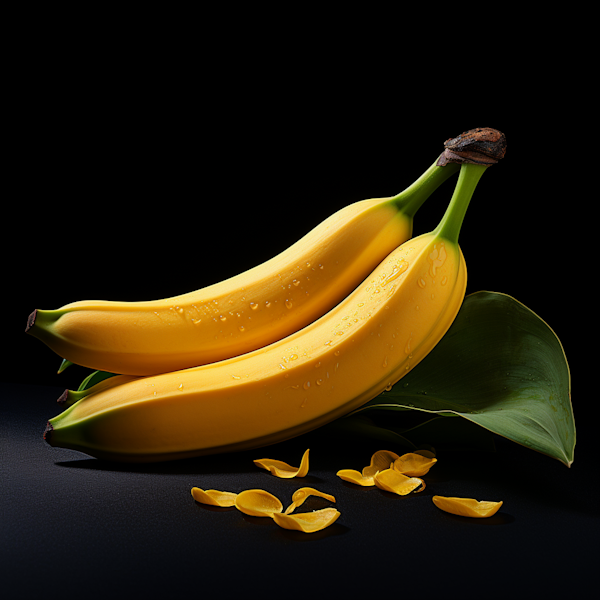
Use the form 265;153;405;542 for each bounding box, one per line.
45;231;466;461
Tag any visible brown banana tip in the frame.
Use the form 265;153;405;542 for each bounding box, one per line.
57;390;69;405
26;309;37;333
437;127;506;167
43;421;53;443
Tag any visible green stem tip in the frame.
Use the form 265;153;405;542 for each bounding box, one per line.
434;162;488;244
391;159;460;218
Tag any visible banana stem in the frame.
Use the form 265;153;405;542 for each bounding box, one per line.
390;158;460;218
433;163;488;244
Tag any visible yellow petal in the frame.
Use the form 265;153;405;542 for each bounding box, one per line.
432;496;503;518
336;469;375;487
253;448;310;478
272;508;341;533
393;452;437;477
234;489;283;517
284;487;336;514
191;487;237;507
374;468;426;496
362;450;401;478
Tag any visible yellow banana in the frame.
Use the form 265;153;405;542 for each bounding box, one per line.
26;159;459;376
44;163;488;462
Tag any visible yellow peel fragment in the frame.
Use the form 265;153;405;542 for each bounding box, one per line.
374;468;426;496
234;489;283;517
284;487;336;514
191;487;238;507
432;496;503;518
336;469;375;487
393;452;437;477
272;508;341;533
362;450;401;479
253;448;310;478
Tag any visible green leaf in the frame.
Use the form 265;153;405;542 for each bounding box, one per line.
353;291;574;466
77;370;117;391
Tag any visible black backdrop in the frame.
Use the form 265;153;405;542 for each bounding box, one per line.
3;27;592;600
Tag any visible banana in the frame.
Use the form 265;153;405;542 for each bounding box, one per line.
44;163;489;462
26;158;459;376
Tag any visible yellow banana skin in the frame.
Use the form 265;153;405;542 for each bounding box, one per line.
27;160;459;376
44;163;486;462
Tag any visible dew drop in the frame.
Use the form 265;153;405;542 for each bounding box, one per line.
385;383;393;391
250;302;258;310
290;354;298;361
285;299;293;309
265;301;271;308
314;361;321;368
239;325;245;332
334;350;340;356
292;279;300;286
301;398;307;408
382;260;409;286
178;384;184;391
418;278;427;289
441;276;448;286
316;378;323;386
382;356;388;368
279;364;287;370
219;315;227;322
232;375;241;380
319;264;324;269
428;243;447;277
303;381;311;390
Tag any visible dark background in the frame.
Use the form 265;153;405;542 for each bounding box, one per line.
3;13;592;600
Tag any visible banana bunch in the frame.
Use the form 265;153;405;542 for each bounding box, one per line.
31;128;505;462
26;158;459;376
39;153;496;461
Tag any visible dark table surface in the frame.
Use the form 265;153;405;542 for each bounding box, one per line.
2;381;597;599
